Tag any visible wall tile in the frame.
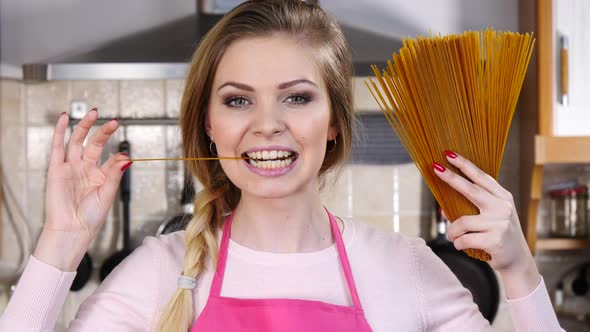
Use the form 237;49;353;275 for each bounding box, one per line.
166;125;183;169
165;80;184;118
2;125;26;170
125;125;166;170
129;169;168;225
27;126;54;171
1;172;28;265
397;163;431;215
1;80;24;125
352;165;393;217
120;80;165;118
352;77;380;113
400;215;432;238
166;167;185;212
71;80;119;119
26;171;46;237
26;82;69;125
356;216;395;232
320;167;352;218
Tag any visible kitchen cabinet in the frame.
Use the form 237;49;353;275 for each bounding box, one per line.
523;0;590;253
552;0;590;136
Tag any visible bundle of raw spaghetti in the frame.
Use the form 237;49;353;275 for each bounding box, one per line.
365;29;534;261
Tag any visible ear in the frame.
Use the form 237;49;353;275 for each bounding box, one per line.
205;113;213;141
327;122;339;141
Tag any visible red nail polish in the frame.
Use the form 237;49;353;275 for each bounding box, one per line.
444;150;457;159
61;111;67;116
121;161;133;171
90;107;98;113
120;152;128;157
111;117;119;123
432;162;446;173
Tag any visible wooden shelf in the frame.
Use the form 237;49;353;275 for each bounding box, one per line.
535;135;590;164
536;238;590;251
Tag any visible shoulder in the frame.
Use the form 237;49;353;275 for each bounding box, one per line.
138;231;187;282
341;218;435;329
343;217;430;266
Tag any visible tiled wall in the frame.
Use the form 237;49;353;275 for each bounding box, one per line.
0;77;543;331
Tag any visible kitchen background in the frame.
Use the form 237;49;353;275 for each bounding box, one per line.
1;0;589;331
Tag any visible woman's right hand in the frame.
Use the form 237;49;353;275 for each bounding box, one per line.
34;109;132;271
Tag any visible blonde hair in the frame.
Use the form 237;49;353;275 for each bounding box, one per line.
156;1;354;330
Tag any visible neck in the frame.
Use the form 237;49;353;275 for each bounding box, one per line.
230;180;336;253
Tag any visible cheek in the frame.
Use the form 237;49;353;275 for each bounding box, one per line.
210;113;245;150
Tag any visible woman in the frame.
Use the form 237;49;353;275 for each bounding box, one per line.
1;0;562;331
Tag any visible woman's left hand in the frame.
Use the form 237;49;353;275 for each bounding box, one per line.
433;150;541;298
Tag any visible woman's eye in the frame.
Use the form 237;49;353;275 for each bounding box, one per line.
224;96;250;108
286;94;312;105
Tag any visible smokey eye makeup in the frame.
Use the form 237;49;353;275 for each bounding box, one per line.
284;92;314;105
223;95;251;108
221;91;316;109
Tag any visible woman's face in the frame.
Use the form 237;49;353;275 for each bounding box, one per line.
207;34;337;198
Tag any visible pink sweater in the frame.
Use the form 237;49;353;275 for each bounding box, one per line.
1;218;562;331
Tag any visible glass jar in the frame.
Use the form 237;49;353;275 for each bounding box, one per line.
549;185;589;238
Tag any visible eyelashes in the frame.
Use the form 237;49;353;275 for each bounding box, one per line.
222;93;314;109
223;95;250;108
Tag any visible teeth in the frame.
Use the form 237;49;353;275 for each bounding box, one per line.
245;149;294;161
248;157;294;169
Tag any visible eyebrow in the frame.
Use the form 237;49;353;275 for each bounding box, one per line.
217;79;318;92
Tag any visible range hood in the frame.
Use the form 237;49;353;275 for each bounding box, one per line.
22;1;403;81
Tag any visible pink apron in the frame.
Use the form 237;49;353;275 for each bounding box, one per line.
190;209;373;331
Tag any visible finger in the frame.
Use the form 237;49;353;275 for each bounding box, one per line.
432;162;492;209
452;232;494;252
447;215;494;242
100;152;129;174
66;108;98;161
97;160;133;209
49;112;69;169
82;118;119;163
444;150;513;201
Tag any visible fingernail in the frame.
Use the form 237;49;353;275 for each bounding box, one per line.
61;111;67;116
90;107;98;113
432;162;446;173
111;117;119;123
121;161;133;171
444;150;457;159
120;152;128;157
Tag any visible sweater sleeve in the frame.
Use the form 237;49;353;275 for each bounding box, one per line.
0;236;163;332
408;237;493;331
506;277;563;331
409;237;563;332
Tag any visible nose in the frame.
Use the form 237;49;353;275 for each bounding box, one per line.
251;101;286;137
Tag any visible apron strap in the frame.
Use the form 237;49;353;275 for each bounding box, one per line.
209;209;364;312
326;208;364;311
